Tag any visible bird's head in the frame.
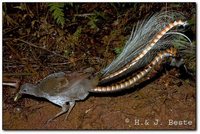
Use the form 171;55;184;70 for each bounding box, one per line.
14;83;37;102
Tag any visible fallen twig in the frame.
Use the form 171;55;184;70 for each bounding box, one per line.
2;78;20;88
15;39;68;60
3;72;33;76
5;43;38;75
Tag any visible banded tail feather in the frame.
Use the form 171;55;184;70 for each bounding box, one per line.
99;20;186;85
90;48;176;93
99;11;190;85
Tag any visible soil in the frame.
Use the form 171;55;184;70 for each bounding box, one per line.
2;3;196;130
3;69;196;129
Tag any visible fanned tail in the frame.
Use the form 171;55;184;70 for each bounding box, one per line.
99;11;191;85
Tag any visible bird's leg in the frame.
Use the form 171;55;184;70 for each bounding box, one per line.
44;104;69;125
64;101;75;120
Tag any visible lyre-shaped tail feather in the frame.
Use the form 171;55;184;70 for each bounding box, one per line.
99;11;190;85
91;48;177;92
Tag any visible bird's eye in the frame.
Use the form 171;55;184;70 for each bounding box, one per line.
23;89;27;92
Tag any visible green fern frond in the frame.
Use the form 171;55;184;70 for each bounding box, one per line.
48;3;65;27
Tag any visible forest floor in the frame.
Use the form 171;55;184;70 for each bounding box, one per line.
2;3;196;130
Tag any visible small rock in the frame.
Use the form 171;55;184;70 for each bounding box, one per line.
13;107;22;113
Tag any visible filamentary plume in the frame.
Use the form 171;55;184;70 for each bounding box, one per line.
91;48;177;92
99;11;192;84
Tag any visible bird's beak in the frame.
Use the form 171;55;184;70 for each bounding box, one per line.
14;92;22;102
